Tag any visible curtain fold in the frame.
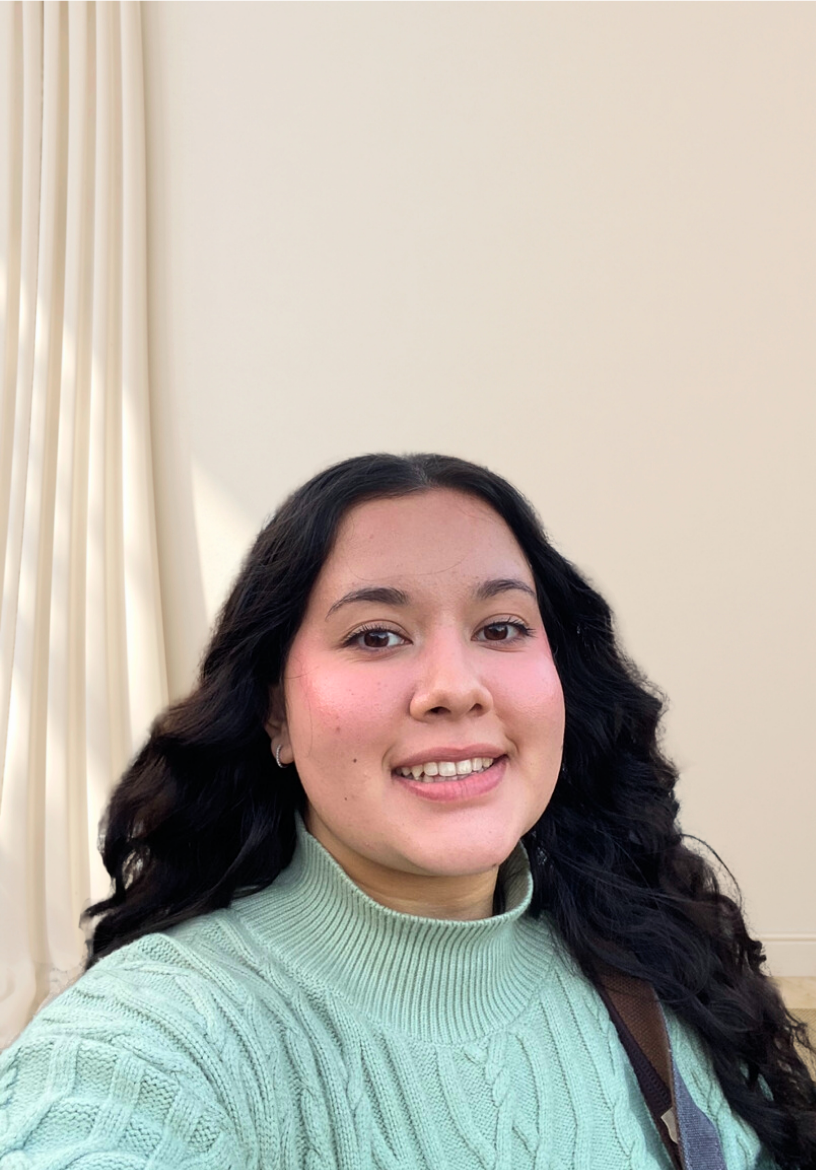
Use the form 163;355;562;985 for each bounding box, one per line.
0;0;167;1048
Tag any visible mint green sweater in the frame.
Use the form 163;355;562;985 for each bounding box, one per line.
0;813;776;1169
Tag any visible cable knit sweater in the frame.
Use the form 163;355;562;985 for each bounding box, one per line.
0;813;777;1169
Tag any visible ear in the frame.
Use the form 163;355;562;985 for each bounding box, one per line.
265;685;293;765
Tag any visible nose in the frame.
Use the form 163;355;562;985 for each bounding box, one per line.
408;629;493;721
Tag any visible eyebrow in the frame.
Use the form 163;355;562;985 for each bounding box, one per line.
325;577;536;619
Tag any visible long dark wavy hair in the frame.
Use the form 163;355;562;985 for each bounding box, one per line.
85;452;816;1168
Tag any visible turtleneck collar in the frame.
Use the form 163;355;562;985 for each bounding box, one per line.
235;811;557;1043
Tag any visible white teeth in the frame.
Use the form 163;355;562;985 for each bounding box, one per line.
396;757;497;782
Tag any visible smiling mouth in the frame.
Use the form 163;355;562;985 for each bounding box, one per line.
393;756;502;784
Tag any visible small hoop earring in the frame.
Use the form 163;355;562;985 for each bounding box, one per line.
274;743;289;769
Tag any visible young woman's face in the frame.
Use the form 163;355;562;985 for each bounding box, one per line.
274;489;565;890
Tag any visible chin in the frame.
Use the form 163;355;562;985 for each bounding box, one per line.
408;836;521;877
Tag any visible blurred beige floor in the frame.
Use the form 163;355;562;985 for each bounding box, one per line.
772;978;816;1076
774;978;816;1011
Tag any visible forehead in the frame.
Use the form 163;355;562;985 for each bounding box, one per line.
315;489;533;596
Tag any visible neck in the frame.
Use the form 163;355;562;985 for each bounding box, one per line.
305;810;500;921
235;811;544;1043
344;868;499;921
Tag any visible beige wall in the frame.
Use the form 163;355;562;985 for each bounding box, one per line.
139;2;815;973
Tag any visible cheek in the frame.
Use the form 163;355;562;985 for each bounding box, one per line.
499;657;565;729
286;661;404;758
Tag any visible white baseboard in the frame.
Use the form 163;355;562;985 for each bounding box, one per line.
761;936;816;978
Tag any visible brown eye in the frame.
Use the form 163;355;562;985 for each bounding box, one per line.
362;630;393;649
346;627;405;650
483;623;510;641
477;620;533;644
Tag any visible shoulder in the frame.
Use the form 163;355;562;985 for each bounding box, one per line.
24;906;291;1079
24;919;249;1047
0;942;244;1166
0;915;283;1168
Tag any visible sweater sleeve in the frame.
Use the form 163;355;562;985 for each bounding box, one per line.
0;945;251;1170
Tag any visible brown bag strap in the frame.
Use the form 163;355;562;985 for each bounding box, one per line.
595;964;684;1169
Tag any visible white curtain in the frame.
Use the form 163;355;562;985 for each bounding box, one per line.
0;0;167;1047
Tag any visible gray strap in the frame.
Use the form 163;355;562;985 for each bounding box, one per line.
662;1004;728;1170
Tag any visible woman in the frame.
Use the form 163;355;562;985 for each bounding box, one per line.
0;452;813;1168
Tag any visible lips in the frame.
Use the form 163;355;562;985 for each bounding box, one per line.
394;755;507;801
